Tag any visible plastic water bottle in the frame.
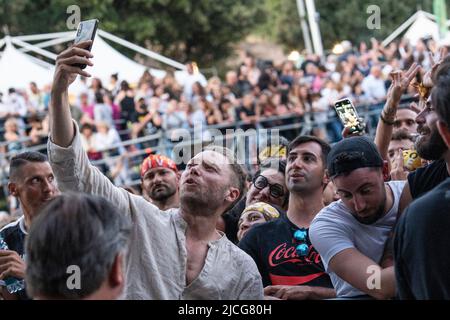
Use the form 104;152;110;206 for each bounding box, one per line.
0;235;25;294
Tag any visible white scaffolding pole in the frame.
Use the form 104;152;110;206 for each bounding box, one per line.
305;0;324;56
10;37;57;60
98;29;186;70
14;31;74;42
382;11;420;47
19;35;74;53
296;0;313;54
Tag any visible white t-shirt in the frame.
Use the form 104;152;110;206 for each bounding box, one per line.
361;75;386;102
309;180;405;298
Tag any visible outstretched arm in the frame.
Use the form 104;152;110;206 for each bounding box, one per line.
47;41;140;218
50;40;93;147
374;63;420;160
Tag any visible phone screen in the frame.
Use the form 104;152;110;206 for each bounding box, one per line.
334;99;363;133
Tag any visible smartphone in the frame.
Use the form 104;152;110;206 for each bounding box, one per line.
73;19;99;69
334;98;365;134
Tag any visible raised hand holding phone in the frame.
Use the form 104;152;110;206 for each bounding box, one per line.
72;19;98;69
334;98;365;137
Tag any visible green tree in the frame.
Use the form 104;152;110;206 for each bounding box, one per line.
0;0;265;68
258;0;441;53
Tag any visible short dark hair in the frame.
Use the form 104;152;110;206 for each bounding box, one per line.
80;123;94;132
26;192;131;299
255;158;287;177
9;152;48;182
432;61;450;127
288;135;331;164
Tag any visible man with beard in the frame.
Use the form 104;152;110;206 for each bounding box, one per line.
45;40;263;300
393;58;450;299
398;95;449;210
373;61;449;214
310;136;405;299
239;136;336;300
140;154;180;210
1;152;60;300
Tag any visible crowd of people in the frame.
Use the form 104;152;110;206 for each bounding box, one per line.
0;34;449;300
0;37;433;197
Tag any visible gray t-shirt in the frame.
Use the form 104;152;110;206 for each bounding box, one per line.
309;180;405;298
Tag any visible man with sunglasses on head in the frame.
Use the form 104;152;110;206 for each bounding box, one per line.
239;136;336;300
310;136;405;299
220;158;288;244
245;160;289;211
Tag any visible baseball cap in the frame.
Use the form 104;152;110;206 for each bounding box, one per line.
140;154;178;177
327;136;383;178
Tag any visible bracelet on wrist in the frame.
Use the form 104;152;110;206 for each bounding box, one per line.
380;112;395;125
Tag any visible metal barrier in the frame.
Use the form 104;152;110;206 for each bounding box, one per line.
0;96;415;188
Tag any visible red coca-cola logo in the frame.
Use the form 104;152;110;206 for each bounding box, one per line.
268;242;322;267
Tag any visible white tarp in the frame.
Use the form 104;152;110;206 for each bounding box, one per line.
0;43;53;95
87;35;166;85
404;12;440;46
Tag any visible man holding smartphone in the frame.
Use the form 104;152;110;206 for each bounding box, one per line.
309;136;405;299
46;40;263;300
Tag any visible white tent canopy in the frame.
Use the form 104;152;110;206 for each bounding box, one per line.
0;29;188;95
0;39;53;95
87;34;166;84
383;10;448;47
404;12;440;46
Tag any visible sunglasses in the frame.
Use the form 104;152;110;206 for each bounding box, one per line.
293;228;309;257
253;175;285;198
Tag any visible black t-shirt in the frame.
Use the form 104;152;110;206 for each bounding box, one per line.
236;105;256;130
236;80;252;97
0;217;29;300
394;178;450;299
0;217;25;260
120;96;135;123
238;215;333;288
407;159;449;199
130;110;161;137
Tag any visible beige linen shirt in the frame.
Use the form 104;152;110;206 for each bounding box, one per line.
47;122;263;300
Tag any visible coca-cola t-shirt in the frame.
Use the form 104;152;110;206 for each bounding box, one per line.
238;214;333;288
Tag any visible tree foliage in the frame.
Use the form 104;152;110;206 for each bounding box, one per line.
0;0;265;67
1;0;447;67
259;0;440;52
